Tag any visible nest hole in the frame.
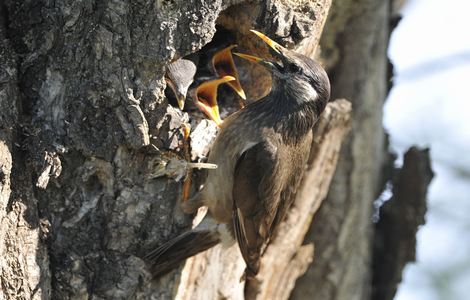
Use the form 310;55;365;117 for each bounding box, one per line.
166;2;275;120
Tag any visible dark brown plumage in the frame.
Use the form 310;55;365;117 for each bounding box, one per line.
145;30;330;278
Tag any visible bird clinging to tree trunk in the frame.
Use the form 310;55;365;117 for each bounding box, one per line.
145;30;331;278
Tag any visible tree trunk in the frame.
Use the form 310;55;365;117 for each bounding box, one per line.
0;0;357;299
372;147;433;300
291;0;392;299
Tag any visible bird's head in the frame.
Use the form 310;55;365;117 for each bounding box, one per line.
235;30;330;109
165;58;198;110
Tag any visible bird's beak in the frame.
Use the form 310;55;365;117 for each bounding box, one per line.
175;91;186;110
249;30;284;54
234;30;285;71
194;75;235;126
165;77;187;110
233;52;277;70
212;45;246;100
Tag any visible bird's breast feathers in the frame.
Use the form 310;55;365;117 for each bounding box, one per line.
203;132;261;223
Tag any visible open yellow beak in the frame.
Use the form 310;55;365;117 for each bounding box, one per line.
249;29;283;54
212;45;246;100
194;75;235;126
234;30;285;69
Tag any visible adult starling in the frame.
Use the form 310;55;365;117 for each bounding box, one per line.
146;30;331;277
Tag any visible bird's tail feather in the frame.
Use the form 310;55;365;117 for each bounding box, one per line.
144;229;220;277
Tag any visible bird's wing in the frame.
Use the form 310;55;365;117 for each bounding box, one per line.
232;141;283;275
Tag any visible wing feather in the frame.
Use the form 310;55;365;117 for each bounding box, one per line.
232;142;280;275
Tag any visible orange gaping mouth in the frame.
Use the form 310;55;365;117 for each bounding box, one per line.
194;75;236;126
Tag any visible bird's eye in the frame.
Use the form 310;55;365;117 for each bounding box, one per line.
290;64;301;73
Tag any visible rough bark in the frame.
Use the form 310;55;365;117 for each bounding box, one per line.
1;14;51;299
0;1;350;299
372;147;433;300
291;0;391;299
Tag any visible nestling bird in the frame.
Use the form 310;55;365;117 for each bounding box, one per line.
192;74;236;126
164;56;198;111
165;45;245;124
145;30;331;277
